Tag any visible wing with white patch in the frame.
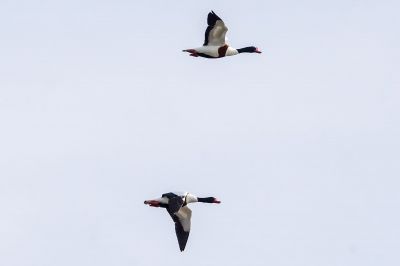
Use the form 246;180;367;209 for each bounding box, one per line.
204;11;228;46
167;205;192;251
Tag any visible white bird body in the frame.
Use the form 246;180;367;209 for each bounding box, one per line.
191;46;239;57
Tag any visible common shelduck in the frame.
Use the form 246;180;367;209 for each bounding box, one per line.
144;192;221;251
183;11;261;58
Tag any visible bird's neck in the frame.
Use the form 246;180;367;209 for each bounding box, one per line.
237;47;254;53
197;197;215;203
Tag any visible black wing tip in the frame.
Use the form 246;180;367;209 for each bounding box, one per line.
179;243;187;251
208;10;218;17
207;10;222;25
178;240;187;252
175;222;189;252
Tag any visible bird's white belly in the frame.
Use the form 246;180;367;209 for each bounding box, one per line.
195;46;220;57
195;46;238;57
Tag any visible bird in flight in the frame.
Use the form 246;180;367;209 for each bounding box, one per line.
183;11;261;58
144;191;221;251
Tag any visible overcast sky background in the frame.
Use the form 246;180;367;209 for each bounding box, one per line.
1;0;399;265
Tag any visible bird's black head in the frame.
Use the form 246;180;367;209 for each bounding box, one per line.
237;46;262;54
197;197;221;204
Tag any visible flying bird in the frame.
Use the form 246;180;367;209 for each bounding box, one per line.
144;192;221;251
183;11;261;58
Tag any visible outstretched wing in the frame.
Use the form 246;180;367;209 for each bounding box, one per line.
174;206;192;251
166;198;192;252
203;11;228;46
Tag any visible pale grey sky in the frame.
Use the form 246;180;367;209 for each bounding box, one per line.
1;0;399;265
